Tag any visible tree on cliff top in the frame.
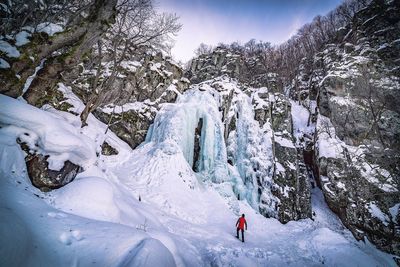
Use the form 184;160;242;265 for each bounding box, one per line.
78;0;181;125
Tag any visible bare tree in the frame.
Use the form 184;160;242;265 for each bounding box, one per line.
0;0;91;36
194;43;213;56
79;0;182;126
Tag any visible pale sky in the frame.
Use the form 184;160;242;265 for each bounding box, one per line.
157;0;343;63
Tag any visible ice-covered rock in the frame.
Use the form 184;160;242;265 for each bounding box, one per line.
148;76;312;222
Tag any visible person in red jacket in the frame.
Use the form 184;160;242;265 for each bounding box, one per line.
236;214;247;242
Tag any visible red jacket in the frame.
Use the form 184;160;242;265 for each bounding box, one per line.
236;217;247;230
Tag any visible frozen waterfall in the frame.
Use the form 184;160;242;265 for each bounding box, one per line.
145;79;277;215
146;87;229;183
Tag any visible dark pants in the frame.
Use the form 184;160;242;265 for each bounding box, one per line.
236;228;244;242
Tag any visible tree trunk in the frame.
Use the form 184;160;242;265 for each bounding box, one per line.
9;0;117;107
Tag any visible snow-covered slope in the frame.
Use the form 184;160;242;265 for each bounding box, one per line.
0;82;397;265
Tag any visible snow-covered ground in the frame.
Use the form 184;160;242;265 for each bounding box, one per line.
0;88;397;266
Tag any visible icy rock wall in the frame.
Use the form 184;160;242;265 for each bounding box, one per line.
145;77;274;211
225;89;277;213
146;76;311;223
250;91;312;222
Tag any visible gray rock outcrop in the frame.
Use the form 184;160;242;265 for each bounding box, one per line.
291;0;400;255
26;154;82;191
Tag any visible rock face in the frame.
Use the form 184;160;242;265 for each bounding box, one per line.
187;48;242;84
291;0;400;255
193;118;203;172
187;47;282;91
0;0;118;106
84;48;190;149
101;141;118;156
95;106;158;150
252;92;311;222
200;77;312;223
45;46;190;150
317;152;400;254
26;154;82;191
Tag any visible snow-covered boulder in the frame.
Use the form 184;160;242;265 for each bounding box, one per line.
26;154;82;191
0;94;96;191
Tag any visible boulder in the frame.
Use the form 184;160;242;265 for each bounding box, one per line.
94;108;156;149
26;154;82;191
101;141;119;156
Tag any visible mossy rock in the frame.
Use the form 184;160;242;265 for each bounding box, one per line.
34;85;71;110
101;141;119;155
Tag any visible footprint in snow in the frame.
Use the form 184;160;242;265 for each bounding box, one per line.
59;230;84;245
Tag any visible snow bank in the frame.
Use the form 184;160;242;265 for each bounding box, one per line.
310;228;387;266
113;140;205;223
0;128;27;179
55;83;133;157
275;135;295;148
119;238;176;267
389;203;399;223
0;172;174;267
0;205;32;267
52;177;120;221
367;202;390;226
0;94;96;170
15;31;31;46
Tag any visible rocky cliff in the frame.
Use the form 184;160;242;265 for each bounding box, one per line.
186;47;282;91
79;46;190;149
292;0;400;254
1;0;398;257
185;0;399;256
